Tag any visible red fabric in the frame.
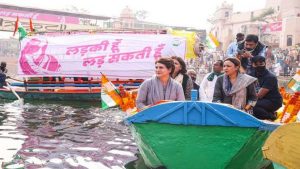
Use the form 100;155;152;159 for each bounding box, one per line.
29;18;34;32
13;16;19;36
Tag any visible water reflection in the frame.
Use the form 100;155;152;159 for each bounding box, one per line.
0;100;138;169
0;100;26;168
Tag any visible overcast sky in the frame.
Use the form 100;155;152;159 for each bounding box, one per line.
0;0;266;38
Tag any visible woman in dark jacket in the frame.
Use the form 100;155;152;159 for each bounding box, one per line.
213;58;257;112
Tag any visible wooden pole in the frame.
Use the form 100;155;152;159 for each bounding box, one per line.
23;77;28;92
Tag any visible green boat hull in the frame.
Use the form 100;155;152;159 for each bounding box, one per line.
0;89;100;102
130;122;273;169
126;101;280;169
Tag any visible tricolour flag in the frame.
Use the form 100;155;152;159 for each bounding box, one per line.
101;74;123;110
206;32;220;49
13;17;27;40
18;22;28;40
288;70;300;92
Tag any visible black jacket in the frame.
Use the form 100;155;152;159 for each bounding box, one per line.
212;75;257;106
238;41;266;70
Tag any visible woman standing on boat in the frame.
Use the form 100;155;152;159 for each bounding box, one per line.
213;58;257;112
136;57;185;110
171;56;193;100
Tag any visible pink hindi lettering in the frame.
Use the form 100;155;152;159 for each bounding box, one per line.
108;53;121;63
108;46;152;63
66;40;110;56
82;55;106;68
134;47;152;59
154;44;166;61
111;39;122;53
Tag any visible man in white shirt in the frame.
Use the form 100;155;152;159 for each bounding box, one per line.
199;60;223;102
226;33;245;58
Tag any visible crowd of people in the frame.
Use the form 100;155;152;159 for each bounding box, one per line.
188;34;300;78
267;48;300;77
136;34;284;121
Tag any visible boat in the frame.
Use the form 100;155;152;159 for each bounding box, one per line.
125;101;280;169
262;122;300;169
0;87;101;101
1;79;141;101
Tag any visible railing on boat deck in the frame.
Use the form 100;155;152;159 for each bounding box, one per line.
10;78;143;93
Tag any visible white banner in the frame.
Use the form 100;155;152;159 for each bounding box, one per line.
18;33;186;79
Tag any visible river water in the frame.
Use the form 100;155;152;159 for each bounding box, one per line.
0;99;138;169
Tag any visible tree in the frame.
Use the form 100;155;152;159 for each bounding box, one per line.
251;7;275;23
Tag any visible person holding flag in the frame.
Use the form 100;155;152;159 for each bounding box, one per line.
136;57;185;110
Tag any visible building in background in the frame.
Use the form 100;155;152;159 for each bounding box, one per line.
0;3;111;33
277;0;300;49
103;6;165;31
208;0;300;51
0;39;18;57
0;3;111;57
103;6;207;40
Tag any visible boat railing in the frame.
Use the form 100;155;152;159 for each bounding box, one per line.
8;77;143;92
10;82;141;93
25;79;144;85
